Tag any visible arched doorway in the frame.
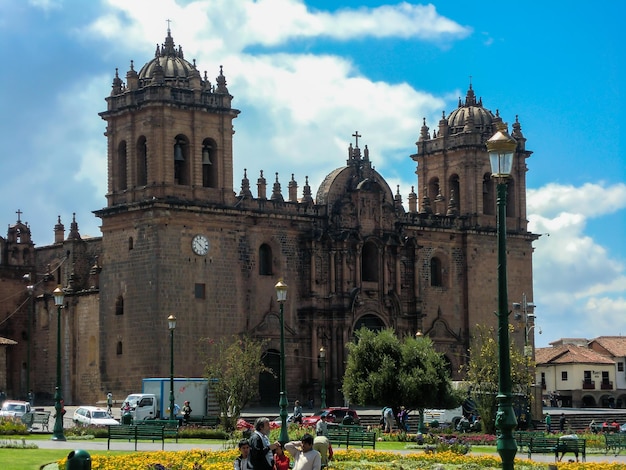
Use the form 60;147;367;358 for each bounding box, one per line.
353;314;385;334
259;349;280;406
581;395;596;407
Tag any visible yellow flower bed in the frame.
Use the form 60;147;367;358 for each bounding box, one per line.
57;448;626;470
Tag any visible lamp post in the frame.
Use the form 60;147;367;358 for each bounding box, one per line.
26;281;34;399
275;279;289;445
415;330;427;434
168;314;177;421
319;347;327;409
513;294;537;428
512;293;536;359
52;285;66;441
487;123;518;470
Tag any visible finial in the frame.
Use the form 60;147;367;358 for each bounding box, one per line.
352;131;361;148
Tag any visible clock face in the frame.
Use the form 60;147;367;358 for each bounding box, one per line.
192;234;210;256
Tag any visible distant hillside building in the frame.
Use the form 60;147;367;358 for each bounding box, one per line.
0;30;537;406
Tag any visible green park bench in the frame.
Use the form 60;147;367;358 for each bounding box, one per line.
108;424;165;451
605;434;626;455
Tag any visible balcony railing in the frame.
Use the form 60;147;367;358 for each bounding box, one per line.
582;380;595;390
601;381;613;390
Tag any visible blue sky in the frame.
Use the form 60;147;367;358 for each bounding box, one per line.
0;0;624;348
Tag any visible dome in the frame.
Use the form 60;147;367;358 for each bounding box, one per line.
316;152;394;207
446;84;496;134
137;30;200;82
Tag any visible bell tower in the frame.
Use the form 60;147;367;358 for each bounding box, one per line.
95;30;241;390
412;83;532;232
99;28;240;207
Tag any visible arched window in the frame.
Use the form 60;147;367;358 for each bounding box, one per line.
117;141;127;191
115;295;124;315
430;257;443;287
428;177;440;203
483;173;495;215
116;341;123;355
174;135;189;185
136;136;147;186
362;241;379;282
449;174;460;212
128;237;134;250
353;314;385;334
202;138;218;188
259;244;273;275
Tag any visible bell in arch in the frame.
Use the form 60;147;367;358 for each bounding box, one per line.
174;141;185;161
202;145;212;165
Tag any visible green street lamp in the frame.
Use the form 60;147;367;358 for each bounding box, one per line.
319;347;327;409
486;123;518;470
275;279;289;445
52;285;66;441
415;331;427;434
168;314;177;421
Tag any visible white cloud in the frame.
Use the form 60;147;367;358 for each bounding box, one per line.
528;182;626;219
528;182;626;346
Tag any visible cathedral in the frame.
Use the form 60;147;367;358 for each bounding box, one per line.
0;30;537;406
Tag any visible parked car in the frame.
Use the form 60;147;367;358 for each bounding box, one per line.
0;400;31;418
73;406;120;426
301;408;360;426
271;414;294;428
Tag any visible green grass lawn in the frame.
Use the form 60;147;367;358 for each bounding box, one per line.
0;448;129;470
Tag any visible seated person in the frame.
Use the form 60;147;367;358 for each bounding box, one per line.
558;434;580;463
342;414;355;426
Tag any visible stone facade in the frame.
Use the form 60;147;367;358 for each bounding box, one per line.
0;30;537;407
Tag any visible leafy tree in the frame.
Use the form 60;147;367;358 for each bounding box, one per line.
342;328;462;427
201;335;270;430
464;324;535;434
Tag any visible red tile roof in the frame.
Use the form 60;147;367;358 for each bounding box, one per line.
536;344;614;365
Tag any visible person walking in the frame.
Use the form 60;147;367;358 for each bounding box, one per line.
383;406;394;433
106;392;113;415
559;413;566;432
545;413;552;433
315;413;328;436
182;400;192;424
293;400;303;424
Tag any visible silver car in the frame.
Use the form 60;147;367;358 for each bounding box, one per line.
0;400;31;418
73;406;120;426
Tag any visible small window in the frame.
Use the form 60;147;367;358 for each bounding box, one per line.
116;341;123;355
115;295;124;315
259;244;273;275
618;363;624;372
129;237;134;250
430;257;442;287
561;371;568;381
195;283;206;299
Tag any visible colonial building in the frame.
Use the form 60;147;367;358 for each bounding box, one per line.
537;337;626;408
0;29;537;406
